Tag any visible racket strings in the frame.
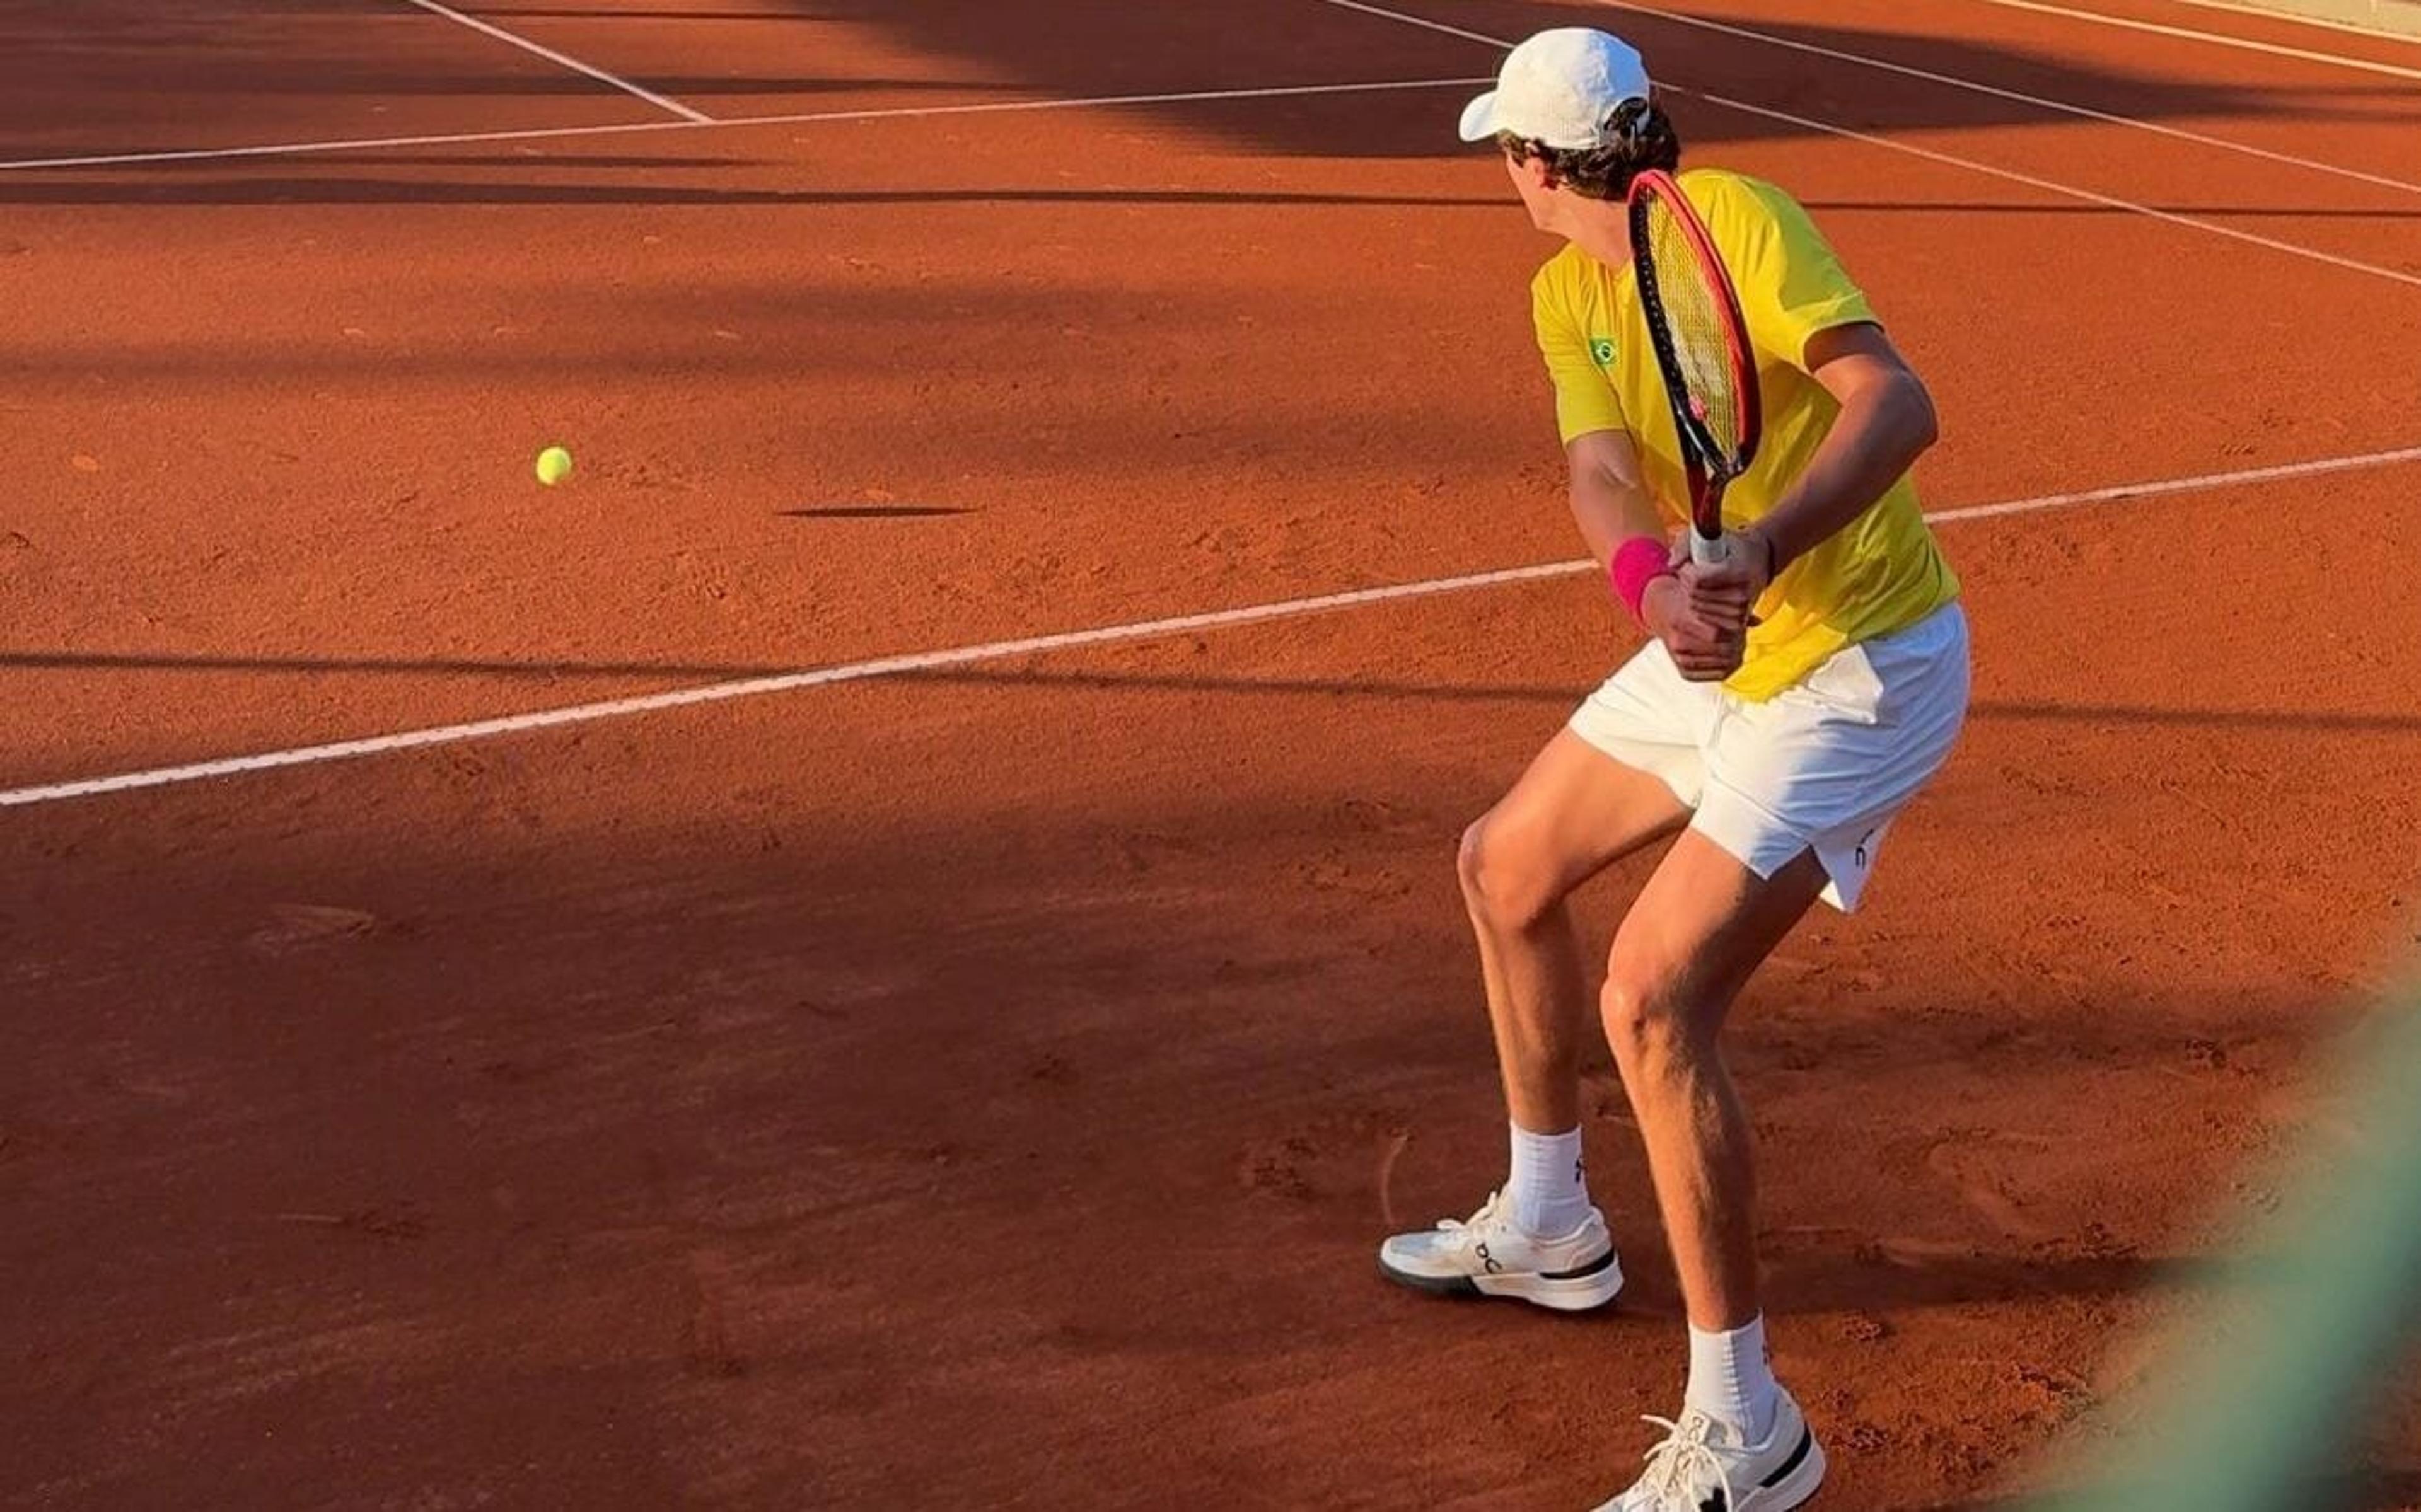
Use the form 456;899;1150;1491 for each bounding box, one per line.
1639;197;1746;465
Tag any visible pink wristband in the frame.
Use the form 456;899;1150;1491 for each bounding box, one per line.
1609;535;1675;625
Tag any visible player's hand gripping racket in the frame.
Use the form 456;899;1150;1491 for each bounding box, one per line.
1626;170;1762;566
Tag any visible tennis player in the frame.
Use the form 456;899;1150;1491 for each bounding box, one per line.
1376;28;1969;1511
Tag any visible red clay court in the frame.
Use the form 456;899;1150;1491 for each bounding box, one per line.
4;0;2420;1506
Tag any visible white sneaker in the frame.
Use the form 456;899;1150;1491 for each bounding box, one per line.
1376;1189;1622;1312
1591;1390;1826;1511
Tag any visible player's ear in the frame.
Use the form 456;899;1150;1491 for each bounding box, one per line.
1505;142;1557;192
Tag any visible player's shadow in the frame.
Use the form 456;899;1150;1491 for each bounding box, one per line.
1537;1189;2193;1320
1762;1243;2163;1316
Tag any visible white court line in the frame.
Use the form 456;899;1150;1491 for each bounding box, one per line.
1596;0;2421;197
2156;0;2421;46
400;0;712;123
7;444;2419;810
1312;0;2421;289
1920;442;2421;519
0;77;1493;172
1311;0;1508;45
1693;86;2421;287
1971;0;2421;79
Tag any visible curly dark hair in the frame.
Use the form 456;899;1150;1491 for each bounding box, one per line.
1496;98;1682;201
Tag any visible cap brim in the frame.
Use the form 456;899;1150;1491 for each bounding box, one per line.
1456;90;1500;143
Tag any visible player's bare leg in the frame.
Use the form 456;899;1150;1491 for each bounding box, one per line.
1458;729;1688;1134
1604;832;1821;1329
1377;731;1684;1311
1591;832;1830;1511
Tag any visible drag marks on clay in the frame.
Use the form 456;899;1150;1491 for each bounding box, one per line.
1238;1110;1413;1206
1919;1129;2064;1244
243;903;384;957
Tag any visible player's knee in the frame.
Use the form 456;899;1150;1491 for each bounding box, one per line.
1600;954;1691;1071
1457;813;1556;933
1454;816;1489;895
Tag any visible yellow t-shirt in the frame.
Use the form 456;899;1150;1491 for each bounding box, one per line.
1532;167;1958;701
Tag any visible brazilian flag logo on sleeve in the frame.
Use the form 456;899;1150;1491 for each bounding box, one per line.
1588;336;1617;367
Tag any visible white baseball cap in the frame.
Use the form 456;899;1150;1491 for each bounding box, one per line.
1457;28;1653;151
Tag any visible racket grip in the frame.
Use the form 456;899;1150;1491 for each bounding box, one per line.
1688;527;1729;567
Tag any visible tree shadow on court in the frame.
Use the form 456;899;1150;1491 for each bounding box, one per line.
85;72;1023;100
1804;199;2421;222
0;750;2399;1505
6;649;2420;739
775;0;2413;159
777;504;973;519
474;6;818;17
8;0;2413;174
1934;1464;2421;1509
13;171;2421;218
0;4;999;165
0;177;1521;209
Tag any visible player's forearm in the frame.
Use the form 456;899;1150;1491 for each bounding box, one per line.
1756;372;1937;570
1569;466;1663;569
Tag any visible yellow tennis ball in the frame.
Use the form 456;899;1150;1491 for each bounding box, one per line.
535;446;573;486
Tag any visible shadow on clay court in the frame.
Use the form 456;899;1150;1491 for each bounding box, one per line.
0;729;2392;1503
9;171;2421;218
4;651;2418;738
3;0;2405;173
1929;1465;2421;1509
802;0;2403;154
473;6;822;16
777;505;975;519
0;781;2355;1337
1804;200;2421;222
0;178;1522;208
1610;1240;2167;1319
95;73;1023;100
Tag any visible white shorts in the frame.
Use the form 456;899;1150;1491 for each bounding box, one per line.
1568;603;1970;911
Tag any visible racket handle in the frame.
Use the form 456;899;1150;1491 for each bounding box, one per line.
1688;526;1729;566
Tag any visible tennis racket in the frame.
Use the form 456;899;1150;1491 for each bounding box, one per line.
1626;169;1762;567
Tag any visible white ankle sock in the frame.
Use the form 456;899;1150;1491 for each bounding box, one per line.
1506;1122;1589;1237
1685;1315;1779;1442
